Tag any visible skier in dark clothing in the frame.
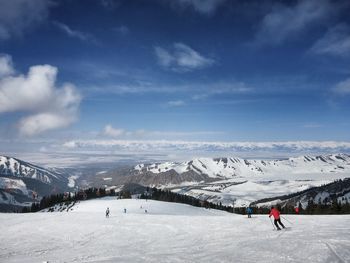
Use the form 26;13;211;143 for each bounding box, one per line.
106;207;110;218
269;206;285;230
246;207;253;218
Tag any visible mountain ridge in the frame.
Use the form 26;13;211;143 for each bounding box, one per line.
0;155;73;211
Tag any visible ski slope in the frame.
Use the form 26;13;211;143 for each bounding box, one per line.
1;198;350;263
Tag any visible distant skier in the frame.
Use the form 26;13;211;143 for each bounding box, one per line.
145;209;148;214
124;208;127;213
269;206;285;230
246;207;253;218
106;207;110;218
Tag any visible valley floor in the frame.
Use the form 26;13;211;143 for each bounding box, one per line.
0;198;349;263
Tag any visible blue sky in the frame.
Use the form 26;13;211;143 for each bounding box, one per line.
1;0;350;163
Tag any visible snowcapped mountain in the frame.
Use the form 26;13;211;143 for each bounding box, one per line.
0;156;73;212
133;154;350;181
103;154;350;207
0;156;69;184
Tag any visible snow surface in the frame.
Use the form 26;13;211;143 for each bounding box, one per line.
1;197;350;263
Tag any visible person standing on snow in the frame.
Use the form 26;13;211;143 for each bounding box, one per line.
106;207;110;218
269;206;285;230
294;206;299;214
246;207;253;218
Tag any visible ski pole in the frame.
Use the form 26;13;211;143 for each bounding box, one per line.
281;215;293;225
269;217;276;230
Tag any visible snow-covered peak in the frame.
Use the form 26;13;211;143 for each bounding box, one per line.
133;154;350;179
0;155;75;186
0;156;53;183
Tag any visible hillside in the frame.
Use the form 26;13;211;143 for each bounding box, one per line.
0;156;74;212
252;178;350;208
0;198;349;262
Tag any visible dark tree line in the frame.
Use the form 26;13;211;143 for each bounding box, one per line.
140;187;236;213
22;187;117;213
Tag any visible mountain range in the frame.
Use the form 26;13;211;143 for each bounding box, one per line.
0;156;73;212
101;154;350;206
1;153;350;211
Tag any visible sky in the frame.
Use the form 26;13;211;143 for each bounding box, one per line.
1;0;350;165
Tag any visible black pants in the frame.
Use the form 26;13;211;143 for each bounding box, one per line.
274;218;285;229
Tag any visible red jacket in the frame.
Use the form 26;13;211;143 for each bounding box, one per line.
269;208;280;219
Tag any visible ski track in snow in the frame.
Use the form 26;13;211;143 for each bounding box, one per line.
0;198;350;263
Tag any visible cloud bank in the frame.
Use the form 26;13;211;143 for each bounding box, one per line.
0;54;81;136
62;139;350;156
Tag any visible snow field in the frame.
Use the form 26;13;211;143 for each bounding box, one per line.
0;197;350;263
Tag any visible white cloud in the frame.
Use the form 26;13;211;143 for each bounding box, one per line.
256;0;333;45
103;124;124;137
332;78;350;95
53;21;95;42
165;0;226;15
0;54;14;77
311;24;350;56
0;0;51;40
18;111;77;137
154;43;214;72
167;100;185;107
0;54;81;136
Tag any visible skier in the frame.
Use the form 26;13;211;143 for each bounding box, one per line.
106;207;110;218
295;206;299;214
124;208;127;213
246;207;253;218
269;206;285;230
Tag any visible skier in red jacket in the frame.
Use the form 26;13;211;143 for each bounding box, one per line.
269;206;285;230
295;207;299;214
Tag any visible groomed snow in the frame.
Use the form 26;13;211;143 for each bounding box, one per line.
0;197;349;263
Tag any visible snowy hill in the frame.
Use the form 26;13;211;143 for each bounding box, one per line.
252;178;350;208
0;156;73;211
0;197;350;262
101;154;350;207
